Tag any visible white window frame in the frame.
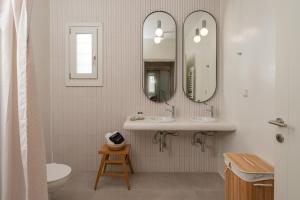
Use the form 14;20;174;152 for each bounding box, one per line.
65;23;103;86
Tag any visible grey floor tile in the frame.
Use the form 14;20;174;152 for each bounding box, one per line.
195;190;224;200
51;172;224;200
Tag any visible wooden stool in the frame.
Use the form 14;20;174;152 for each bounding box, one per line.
94;144;134;190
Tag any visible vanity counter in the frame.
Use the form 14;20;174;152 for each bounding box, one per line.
123;117;237;132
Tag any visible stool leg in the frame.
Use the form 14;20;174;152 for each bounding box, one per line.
94;154;106;190
122;155;131;190
102;154;109;174
126;155;134;174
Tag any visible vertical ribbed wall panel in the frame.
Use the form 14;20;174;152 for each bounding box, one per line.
50;0;221;172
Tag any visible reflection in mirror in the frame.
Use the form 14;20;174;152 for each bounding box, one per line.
143;12;176;102
183;11;217;103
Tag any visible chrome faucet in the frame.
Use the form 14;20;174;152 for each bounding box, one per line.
165;102;175;118
206;105;214;118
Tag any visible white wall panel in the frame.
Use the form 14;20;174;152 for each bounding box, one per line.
31;0;51;161
218;0;276;175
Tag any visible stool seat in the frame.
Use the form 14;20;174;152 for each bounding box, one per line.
99;144;130;155
94;144;134;190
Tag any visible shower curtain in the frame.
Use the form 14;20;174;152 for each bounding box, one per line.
0;0;48;199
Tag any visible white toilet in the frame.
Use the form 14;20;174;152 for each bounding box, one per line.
47;163;72;193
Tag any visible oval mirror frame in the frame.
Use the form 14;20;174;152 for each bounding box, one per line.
183;10;217;103
142;11;177;103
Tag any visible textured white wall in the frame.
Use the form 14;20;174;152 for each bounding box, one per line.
31;0;51;162
50;0;221;172
218;0;276;175
0;31;2;196
143;38;176;61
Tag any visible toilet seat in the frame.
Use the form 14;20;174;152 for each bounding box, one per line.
47;163;71;183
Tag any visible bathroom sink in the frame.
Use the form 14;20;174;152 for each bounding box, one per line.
149;116;176;123
124;116;236;131
190;116;216;123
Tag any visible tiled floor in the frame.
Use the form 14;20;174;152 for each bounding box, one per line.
51;172;224;200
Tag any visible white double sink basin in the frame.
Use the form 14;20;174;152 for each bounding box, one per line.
123;116;236;132
150;116;216;123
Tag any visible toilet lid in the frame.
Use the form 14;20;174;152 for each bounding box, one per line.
47;163;71;183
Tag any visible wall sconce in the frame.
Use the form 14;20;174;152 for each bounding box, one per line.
155;20;163;37
200;20;208;36
154;36;163;44
193;28;201;43
154;20;164;44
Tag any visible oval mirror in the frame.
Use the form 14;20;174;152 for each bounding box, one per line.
143;11;176;102
183;11;217;103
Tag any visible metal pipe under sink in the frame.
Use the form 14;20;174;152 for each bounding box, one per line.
152;131;179;152
192;132;215;152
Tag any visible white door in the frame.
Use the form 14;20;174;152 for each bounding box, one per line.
274;0;300;199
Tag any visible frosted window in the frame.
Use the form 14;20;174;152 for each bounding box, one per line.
66;24;103;86
148;75;156;93
76;34;93;74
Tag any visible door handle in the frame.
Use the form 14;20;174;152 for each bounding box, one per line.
268;118;287;127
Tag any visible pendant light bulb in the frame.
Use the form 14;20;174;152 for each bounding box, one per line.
154;36;162;44
155;20;163;37
193;28;201;43
200;28;208;36
200;20;208;36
